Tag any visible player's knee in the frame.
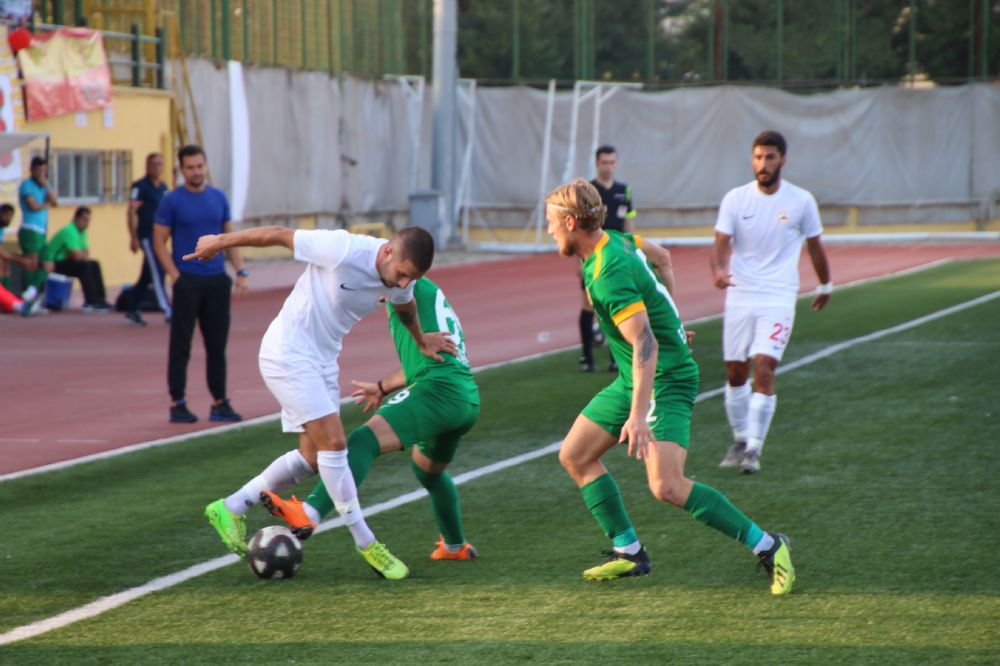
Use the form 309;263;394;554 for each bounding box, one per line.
648;480;686;507
558;445;587;475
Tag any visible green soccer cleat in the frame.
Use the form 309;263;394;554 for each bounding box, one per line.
204;498;248;557
583;546;652;581
758;532;795;595
357;541;409;580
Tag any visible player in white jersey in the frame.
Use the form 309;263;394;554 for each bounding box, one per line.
184;225;455;580
710;131;831;474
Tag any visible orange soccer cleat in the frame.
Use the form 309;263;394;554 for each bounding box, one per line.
429;536;478;560
259;490;318;540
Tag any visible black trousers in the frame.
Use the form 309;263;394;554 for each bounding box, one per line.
168;272;232;403
54;259;107;305
128;238;172;318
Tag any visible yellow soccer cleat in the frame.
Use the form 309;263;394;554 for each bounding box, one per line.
758;532;795;595
204;498;248;557
583;546;651;581
357;541;409;580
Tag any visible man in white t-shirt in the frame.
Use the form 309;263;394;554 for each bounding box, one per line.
184;225;455;580
710;131;831;475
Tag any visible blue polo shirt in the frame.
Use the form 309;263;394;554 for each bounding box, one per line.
18;177;49;235
130;176;168;240
155;185;230;276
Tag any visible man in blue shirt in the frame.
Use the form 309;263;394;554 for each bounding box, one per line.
153;144;248;424
124;152;170;326
17;156;57;303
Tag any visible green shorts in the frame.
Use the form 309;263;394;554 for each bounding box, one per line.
581;373;699;448
18;227;49;261
377;378;480;464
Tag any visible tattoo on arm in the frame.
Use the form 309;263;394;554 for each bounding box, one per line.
638;324;656;367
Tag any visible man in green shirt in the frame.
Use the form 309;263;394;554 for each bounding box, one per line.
48;206;111;311
260;277;481;561
544;178;795;595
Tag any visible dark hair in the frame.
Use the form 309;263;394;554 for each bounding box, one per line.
177;144;205;165
30;156;47;170
752;130;787;156
595;145;617;160
0;203;14;215
393;226;435;273
146;152;163;163
74;205;92;221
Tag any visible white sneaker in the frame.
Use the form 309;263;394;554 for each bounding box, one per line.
719;440;747;468
21;285;38;302
740;448;762;475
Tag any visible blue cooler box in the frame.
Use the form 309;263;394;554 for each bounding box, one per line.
45;273;73;310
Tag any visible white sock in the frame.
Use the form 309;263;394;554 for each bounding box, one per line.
747;392;777;452
303;502;321;525
724;382;752;442
22;285;37;302
317;449;376;549
223;450;316;515
613;540;642;556
752;532;775;555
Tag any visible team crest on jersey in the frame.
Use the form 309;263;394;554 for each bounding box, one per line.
376;294;388;305
778;211;790;224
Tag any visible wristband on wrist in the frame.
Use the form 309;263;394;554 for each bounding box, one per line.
816;282;833;296
236;268;250;278
377;380;387;396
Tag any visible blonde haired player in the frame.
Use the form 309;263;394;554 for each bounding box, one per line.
711;130;831;474
546;178;795;595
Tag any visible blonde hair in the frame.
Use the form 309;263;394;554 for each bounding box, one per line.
545;178;607;232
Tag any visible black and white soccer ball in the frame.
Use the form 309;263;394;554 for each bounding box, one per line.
247;525;303;580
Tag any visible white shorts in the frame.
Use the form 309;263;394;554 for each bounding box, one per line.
259;354;340;433
722;302;796;363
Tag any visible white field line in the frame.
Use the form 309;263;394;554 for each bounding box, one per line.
1;287;997;646
0;257;958;483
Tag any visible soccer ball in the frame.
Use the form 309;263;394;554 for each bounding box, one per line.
247;525;303;580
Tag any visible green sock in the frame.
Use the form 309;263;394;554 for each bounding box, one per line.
412;462;465;546
580;473;637;547
0;276;9;290
683;481;763;549
305;426;381;520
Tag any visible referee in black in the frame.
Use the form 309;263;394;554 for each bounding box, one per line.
579;144;635;372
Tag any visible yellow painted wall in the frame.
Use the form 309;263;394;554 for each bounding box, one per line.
22;86;173;287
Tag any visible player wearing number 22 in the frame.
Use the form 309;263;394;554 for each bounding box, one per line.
261;276;481;562
546;178;795;595
711;131;831;475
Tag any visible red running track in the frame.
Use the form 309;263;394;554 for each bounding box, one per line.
2;243;998;475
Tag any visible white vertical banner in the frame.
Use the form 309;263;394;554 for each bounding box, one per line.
227;60;249;222
0;74;22;181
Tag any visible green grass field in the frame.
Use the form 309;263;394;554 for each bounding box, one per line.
2;259;999;664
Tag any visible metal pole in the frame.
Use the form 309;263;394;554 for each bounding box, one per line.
131;24;142;87
574;0;581;80
432;0;458;246
328;0;335;72
908;0;916;82
968;0;975;81
155;27;166;88
222;0;231;60
776;0;783;83
210;0;218;59
982;0;990;80
302;0;308;68
512;0;521;81
722;0;729;82
243;0;249;61
535;79;556;245
646;0;654;80
707;1;715;81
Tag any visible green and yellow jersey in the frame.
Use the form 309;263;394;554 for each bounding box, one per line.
581;230;698;386
387;277;479;400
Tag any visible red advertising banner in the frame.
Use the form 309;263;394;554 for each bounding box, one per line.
17;28;112;121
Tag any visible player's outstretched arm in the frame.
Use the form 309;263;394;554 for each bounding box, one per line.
183;226;295;262
392;300;458;362
806;235;832;311
617;310;658;460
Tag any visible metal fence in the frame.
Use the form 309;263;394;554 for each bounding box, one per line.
30;1;999;86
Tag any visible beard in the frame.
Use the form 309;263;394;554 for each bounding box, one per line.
756;165;781;189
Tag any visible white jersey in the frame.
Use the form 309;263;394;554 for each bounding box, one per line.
715;179;823;307
259;229;415;364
